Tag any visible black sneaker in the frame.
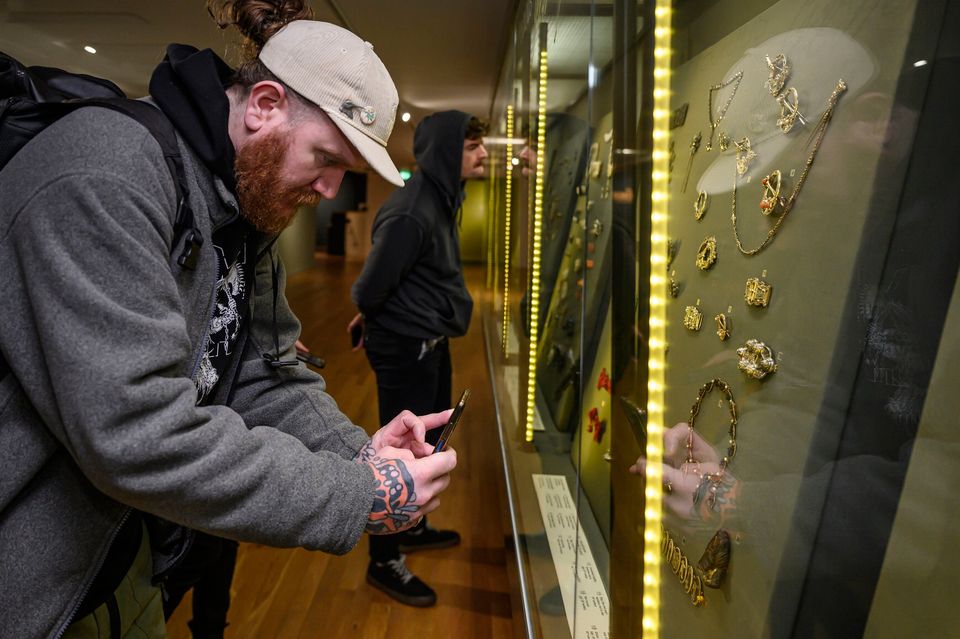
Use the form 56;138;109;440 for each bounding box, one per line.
366;555;437;607
397;523;461;552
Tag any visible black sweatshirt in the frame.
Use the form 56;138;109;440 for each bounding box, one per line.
352;110;474;340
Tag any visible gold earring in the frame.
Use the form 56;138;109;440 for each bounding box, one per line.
696;236;718;271
694;190;709;221
776;87;804;133
759;170;782;215
714;313;730;341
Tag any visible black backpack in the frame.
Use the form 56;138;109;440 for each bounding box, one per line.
0;51;205;380
0;51;203;270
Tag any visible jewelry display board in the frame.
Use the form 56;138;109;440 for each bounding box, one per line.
570;309;613;546
535;113;592;334
538;112;616;434
627;0;956;635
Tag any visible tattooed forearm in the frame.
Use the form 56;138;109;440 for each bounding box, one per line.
692;472;738;525
354;441;376;464
365;456;419;534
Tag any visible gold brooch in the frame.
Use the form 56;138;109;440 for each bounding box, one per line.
694;190;709;221
759;170;782;215
764;53;790;96
696;236;718;271
697;530;732;588
737;339;778;379
744;277;773;307
683;305;703;332
714;313;730;341
776;87;803;133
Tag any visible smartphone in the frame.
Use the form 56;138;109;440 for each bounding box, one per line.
296;351;326;369
350;322;363;348
433;389;470;453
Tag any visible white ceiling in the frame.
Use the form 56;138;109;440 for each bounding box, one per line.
0;0;518;168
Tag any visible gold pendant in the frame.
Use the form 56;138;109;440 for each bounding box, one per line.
759;170;782;215
694;190;709;221
714;313;730;341
737;339;778;379
683;305;703;332
744;277;773;307
735;137;756;176
718;131;731;152
697;529;732;588
696;236;718;271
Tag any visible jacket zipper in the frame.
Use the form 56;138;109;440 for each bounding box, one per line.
53;508;133;638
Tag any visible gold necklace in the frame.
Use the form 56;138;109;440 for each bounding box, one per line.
731;79;847;256
706;70;743;151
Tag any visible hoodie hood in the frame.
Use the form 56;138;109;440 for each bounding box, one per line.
413;110;471;204
149;44;237;193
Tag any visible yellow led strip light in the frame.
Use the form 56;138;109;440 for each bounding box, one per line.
486;154;496;290
524;50;548;443
643;2;673;637
501;104;515;355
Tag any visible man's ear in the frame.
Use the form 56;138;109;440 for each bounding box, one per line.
242;81;292;133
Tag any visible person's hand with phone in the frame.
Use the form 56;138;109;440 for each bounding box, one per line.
347;313;364;351
355;409;457;535
363;445;457;534
355;409;454;463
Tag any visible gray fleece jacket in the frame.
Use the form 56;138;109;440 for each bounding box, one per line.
0;107;375;638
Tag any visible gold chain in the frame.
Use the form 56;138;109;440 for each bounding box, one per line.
732;79;847;256
706;70;743;151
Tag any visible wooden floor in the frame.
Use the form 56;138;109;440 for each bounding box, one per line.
167;255;517;639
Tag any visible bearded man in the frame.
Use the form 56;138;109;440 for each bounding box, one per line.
0;6;457;638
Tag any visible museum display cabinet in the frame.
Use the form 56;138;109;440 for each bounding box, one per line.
483;1;960;637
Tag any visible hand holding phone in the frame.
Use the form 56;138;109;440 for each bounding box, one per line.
433;389;470;453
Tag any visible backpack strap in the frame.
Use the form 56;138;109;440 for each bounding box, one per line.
76;98;204;270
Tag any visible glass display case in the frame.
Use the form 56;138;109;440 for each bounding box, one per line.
483;1;960;637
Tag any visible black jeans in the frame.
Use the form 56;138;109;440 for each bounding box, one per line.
364;324;451;563
162;531;238;639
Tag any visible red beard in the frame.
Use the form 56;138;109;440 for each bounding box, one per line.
234;129;322;235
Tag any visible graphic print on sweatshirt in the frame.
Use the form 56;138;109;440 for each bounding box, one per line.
196;239;251;403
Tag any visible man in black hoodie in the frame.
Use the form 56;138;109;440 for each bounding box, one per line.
351;110;488;606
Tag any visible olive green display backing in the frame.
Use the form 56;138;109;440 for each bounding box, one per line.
862;269;960;636
656;0;918;634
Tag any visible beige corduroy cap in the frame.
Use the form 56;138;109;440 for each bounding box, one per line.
259;20;403;186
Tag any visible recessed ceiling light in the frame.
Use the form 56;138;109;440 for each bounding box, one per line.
914;59;928;67
84;45;97;54
401;112;411;123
